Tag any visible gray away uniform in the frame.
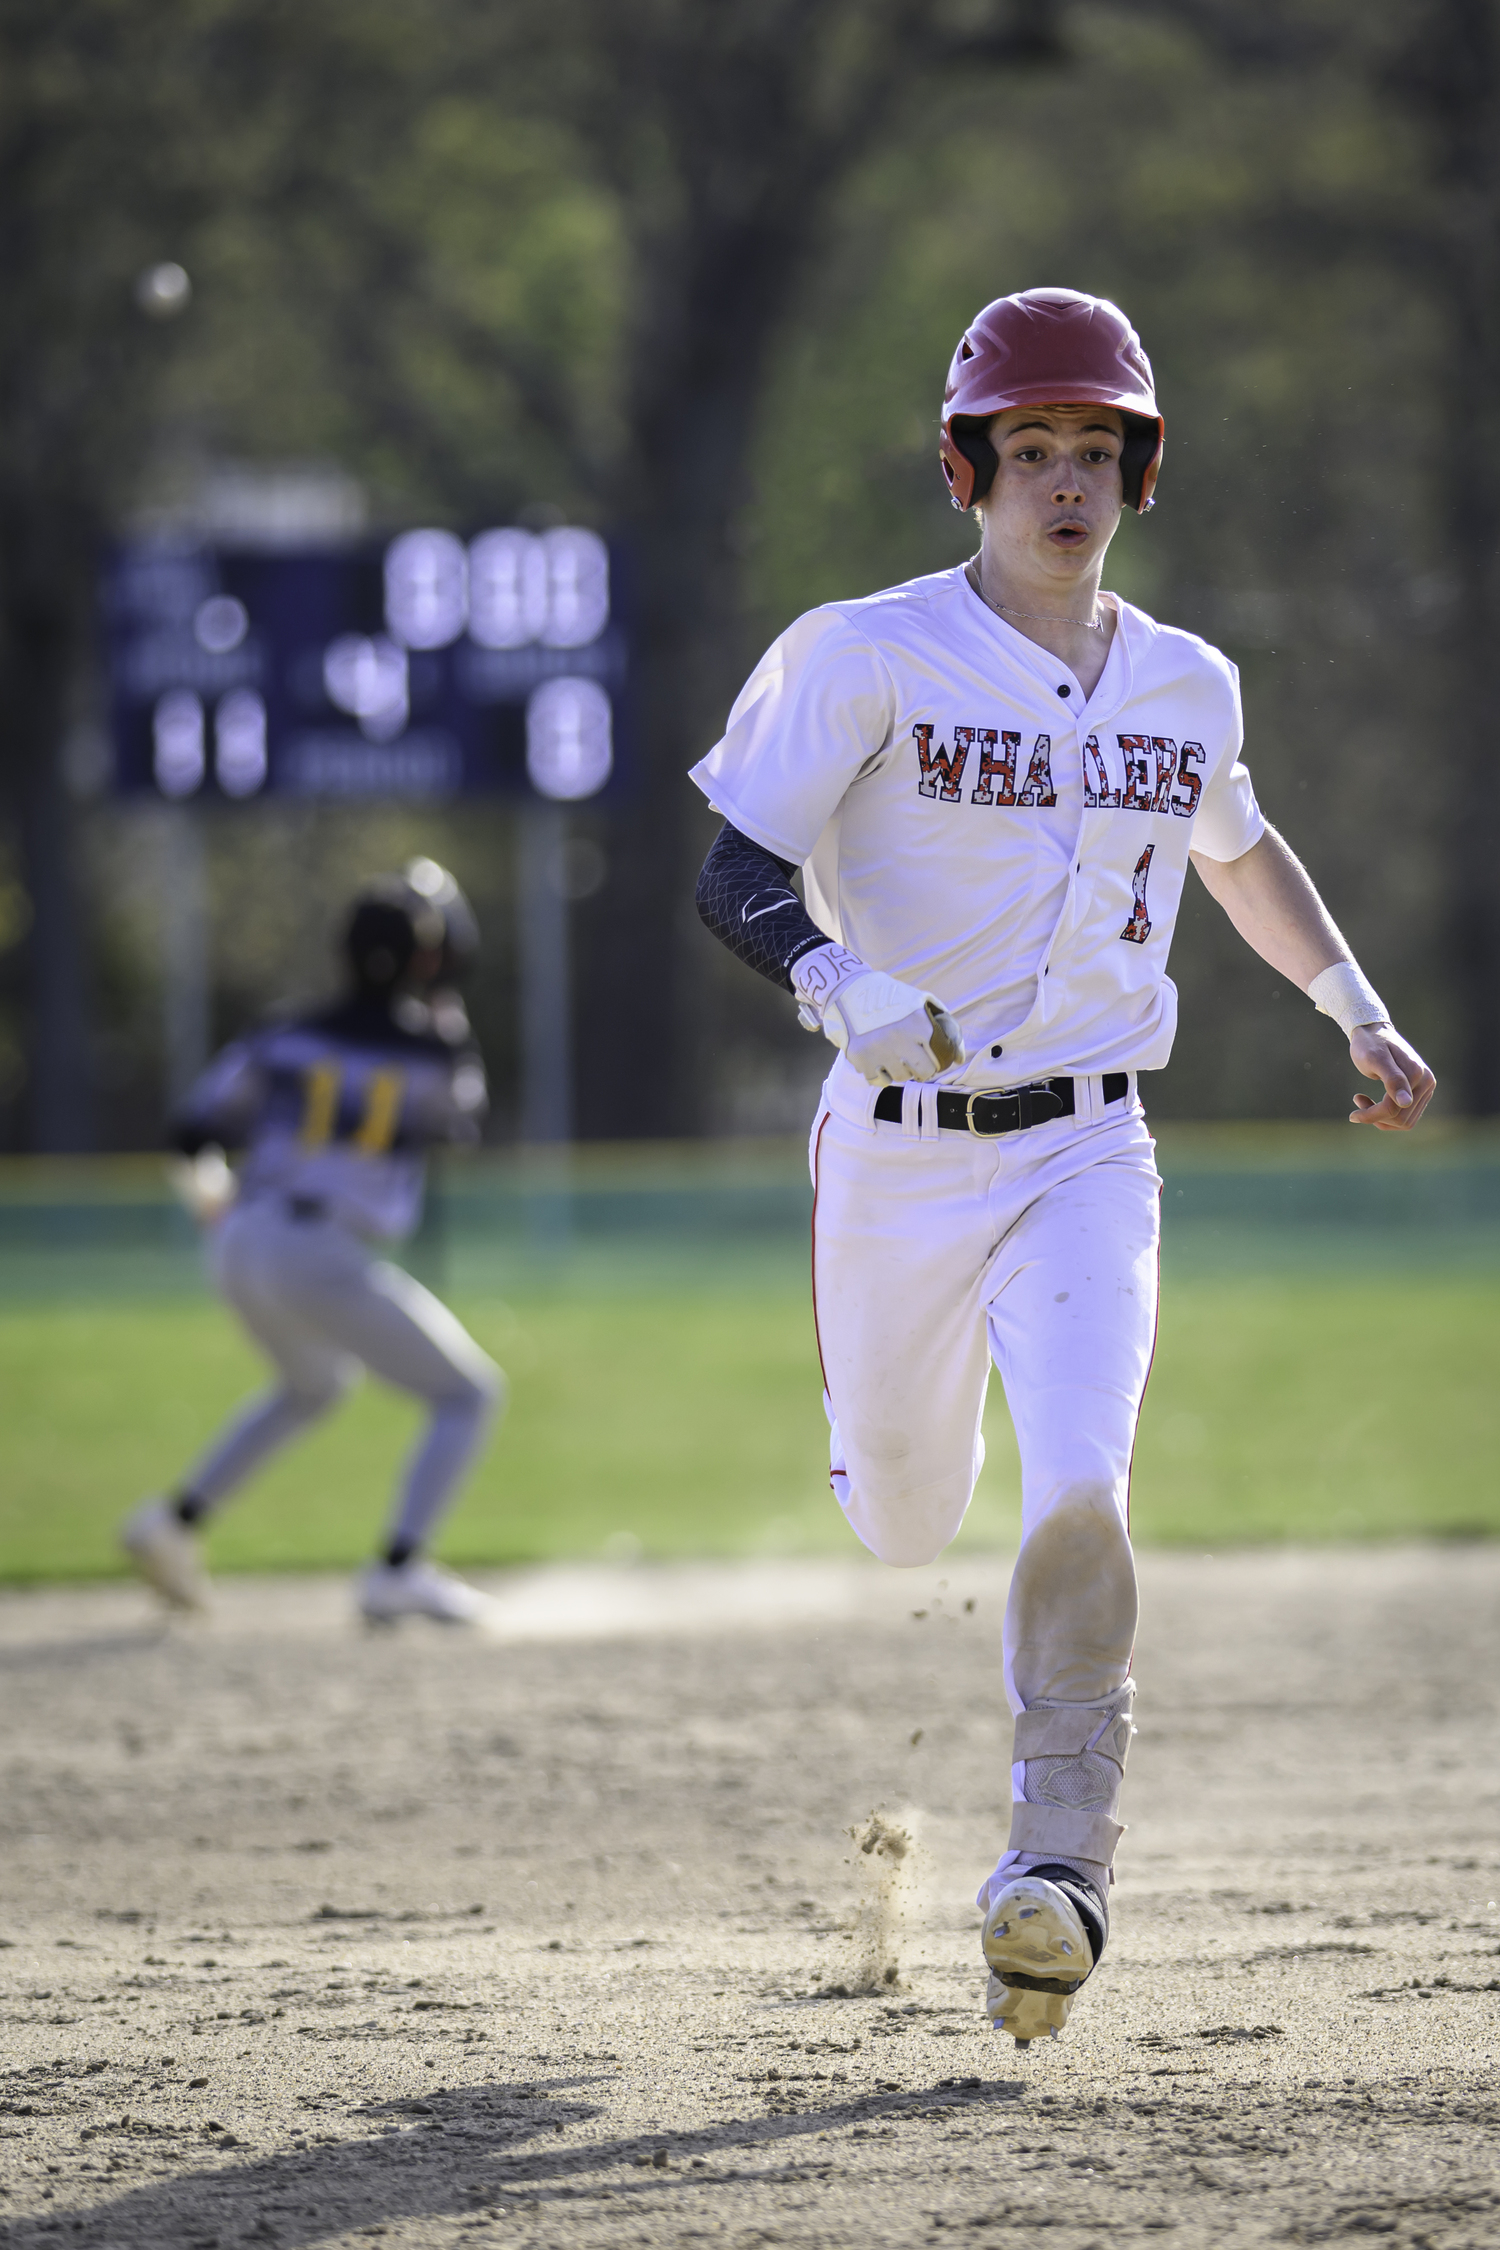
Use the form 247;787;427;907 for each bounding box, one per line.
172;997;502;1556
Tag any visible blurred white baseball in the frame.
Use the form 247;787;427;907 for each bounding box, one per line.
136;263;192;318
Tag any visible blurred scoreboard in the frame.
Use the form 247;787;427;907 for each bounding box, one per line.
102;527;628;803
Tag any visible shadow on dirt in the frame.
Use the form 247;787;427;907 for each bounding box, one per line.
4;2071;1030;2244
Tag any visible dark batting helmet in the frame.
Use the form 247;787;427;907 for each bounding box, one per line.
939;287;1163;515
344;861;478;995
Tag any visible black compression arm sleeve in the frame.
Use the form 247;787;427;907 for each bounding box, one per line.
695;822;833;992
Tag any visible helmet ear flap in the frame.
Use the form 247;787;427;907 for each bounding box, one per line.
948;416;999;508
1119;414;1162;514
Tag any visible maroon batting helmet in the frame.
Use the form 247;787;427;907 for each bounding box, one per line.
939;287;1163;515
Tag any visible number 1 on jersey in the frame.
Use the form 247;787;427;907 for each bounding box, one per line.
299;1063;343;1147
353;1070;406;1154
1120;845;1155;945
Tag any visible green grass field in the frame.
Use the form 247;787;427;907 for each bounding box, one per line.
5;1265;1500;1582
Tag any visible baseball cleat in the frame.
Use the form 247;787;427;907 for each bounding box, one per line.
356;1558;493;1626
120;1498;210;1611
982;1867;1105;2046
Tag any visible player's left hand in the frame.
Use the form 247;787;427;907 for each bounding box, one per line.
1348;1025;1436;1131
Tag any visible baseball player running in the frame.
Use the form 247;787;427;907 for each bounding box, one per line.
692;288;1435;2043
121;858;504;1625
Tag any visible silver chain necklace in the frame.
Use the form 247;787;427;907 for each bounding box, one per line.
969;560;1106;634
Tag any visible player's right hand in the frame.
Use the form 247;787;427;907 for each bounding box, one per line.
823;970;966;1085
165;1147;238;1226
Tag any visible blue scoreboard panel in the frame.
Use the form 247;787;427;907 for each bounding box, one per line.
102;527;628;803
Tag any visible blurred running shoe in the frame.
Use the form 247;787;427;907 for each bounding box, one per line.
120;1498;210;1611
356;1558;492;1626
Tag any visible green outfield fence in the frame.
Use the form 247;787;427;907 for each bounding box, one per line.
2;1122;1499;1297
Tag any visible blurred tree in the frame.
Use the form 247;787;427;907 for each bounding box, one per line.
1105;0;1500;1114
1383;0;1500;1111
0;0;596;1149
0;0;223;1146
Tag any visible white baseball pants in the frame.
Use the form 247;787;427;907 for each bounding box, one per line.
179;1201;503;1554
811;1070;1160;1886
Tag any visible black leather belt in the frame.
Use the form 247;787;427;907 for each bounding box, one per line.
873;1072;1129;1137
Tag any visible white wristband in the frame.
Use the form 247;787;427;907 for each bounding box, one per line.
1307;961;1390;1038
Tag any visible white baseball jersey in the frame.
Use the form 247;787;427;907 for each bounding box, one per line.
690;564;1264;1087
178;1002;487;1241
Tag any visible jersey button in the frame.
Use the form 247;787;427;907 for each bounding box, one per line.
1057;684;1071;697
990;1044;1003;1059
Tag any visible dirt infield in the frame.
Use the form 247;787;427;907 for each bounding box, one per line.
2;1545;1499;2248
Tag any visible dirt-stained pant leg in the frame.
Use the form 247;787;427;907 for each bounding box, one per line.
987;1152;1160;1711
982;1144;1160;1896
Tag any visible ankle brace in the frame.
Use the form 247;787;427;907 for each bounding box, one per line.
1005;1678;1136;1870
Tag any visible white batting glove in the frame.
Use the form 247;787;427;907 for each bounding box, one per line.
792;943;965;1085
164;1146;238;1226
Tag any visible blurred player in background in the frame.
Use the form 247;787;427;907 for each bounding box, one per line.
120;857;503;1625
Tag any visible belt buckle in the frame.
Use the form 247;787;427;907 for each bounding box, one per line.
964;1089;1010;1138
